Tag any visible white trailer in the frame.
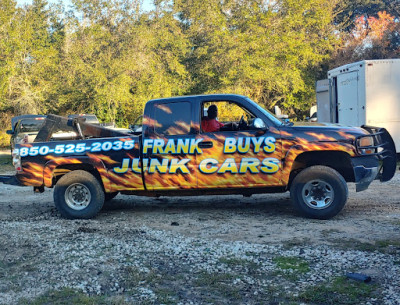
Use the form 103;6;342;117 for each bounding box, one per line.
317;59;400;152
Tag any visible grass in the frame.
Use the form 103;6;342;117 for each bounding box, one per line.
297;276;378;305
273;256;310;273
123;266;160;289
18;288;111;305
329;238;400;254
271;256;310;281
0;151;13;172
122;266;181;304
218;256;260;270
194;271;241;299
153;288;177;305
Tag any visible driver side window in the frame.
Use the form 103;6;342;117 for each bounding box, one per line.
203;101;253;123
201;101;255;133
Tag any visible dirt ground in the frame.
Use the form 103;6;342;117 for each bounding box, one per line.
1;149;400;304
1;160;399;247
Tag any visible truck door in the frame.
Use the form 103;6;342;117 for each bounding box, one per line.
195;98;282;189
337;71;359;126
142;100;198;190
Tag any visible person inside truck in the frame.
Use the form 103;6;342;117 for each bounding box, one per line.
201;104;225;132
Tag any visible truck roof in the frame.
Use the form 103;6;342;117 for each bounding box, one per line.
148;94;248;104
11;115;46;131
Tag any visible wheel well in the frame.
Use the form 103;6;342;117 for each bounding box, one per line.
52;164;104;189
289;151;355;187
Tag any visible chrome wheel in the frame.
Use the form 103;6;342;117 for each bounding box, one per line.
65;183;91;211
301;180;334;209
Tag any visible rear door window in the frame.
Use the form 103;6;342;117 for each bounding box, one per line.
153;102;191;135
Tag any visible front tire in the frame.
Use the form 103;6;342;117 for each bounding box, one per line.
290;166;348;219
54;170;105;219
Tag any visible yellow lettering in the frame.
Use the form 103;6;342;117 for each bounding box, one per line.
152;139;165;154
176;139;190;154
199;158;218;174
143;139;153;154
217;158;238;174
189;139;203;154
237;137;250;154
251;137;264;153
132;158;147;173
239;158;260;174
148;158;169;174
114;158;129;173
263;137;276;153
223;137;236;154
163;139;176;154
169;158;190;174
260;158;280;174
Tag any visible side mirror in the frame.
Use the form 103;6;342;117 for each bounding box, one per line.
253;118;267;130
6;130;13;135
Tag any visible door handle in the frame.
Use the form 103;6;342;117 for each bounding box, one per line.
198;141;213;149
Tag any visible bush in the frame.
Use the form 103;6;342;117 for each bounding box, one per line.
0;131;10;149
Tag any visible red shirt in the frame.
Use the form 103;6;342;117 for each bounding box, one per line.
201;118;225;132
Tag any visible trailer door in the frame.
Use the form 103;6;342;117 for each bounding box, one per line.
337;71;359;126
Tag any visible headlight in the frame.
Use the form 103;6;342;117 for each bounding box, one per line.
357;136;375;154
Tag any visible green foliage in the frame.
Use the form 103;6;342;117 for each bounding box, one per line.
272;256;310;273
18;288;111;305
0;131;10;148
175;0;338;118
298;276;378;304
0;0;342;121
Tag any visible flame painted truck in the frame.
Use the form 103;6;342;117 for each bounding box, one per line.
0;94;396;219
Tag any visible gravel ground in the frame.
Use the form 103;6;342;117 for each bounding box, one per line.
0;163;400;304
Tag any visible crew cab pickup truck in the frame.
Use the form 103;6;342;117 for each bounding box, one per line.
0;94;396;220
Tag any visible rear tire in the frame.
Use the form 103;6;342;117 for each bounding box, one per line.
54;170;105;219
290;166;348;219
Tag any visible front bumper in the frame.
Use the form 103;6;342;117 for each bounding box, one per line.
359;126;397;182
351;156;379;192
351;126;397;192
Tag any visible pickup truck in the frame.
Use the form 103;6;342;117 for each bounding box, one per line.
0;94;396;220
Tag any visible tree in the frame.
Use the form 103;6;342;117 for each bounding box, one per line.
1;0;63;115
330;10;399;68
55;0;189;125
335;0;399;32
174;0;339;118
0;0;18;111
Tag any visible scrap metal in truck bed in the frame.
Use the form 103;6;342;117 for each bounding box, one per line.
0;94;396;220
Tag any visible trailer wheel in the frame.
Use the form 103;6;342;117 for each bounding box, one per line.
54;170;105;219
290;166;348;219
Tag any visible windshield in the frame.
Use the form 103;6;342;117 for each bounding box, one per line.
17;119;45;133
244;97;283;126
